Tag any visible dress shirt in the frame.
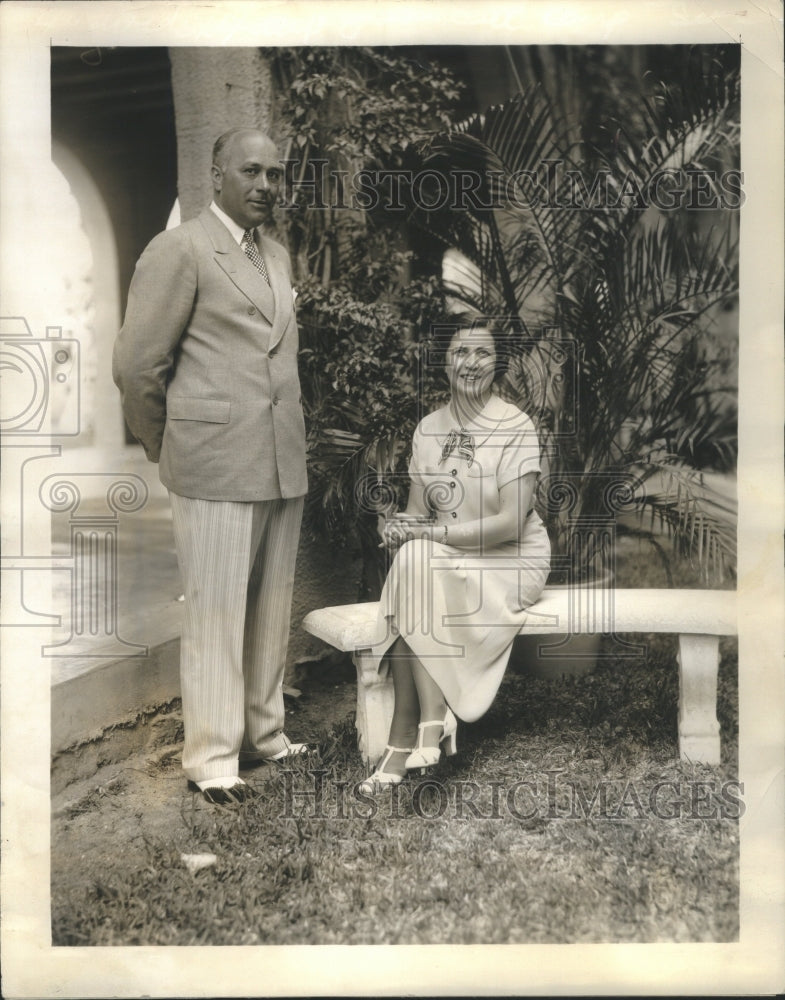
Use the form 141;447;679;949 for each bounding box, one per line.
210;201;251;245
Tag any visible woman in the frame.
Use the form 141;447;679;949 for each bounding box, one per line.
360;317;551;793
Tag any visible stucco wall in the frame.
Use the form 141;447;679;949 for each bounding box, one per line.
169;47;278;222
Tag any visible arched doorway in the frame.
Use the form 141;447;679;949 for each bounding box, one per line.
50;46;178;446
51;142;120;451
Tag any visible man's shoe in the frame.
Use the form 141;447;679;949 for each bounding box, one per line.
188;777;255;805
241;735;312;766
266;741;310;762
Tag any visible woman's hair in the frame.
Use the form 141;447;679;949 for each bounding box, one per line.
428;313;523;384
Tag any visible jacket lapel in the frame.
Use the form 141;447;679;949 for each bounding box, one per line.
261;233;293;351
198;210;276;325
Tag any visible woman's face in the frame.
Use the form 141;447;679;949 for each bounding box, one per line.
445;327;497;400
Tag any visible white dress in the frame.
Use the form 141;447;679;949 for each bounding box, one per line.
371;394;551;722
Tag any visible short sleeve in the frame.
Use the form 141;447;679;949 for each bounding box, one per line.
495;412;541;489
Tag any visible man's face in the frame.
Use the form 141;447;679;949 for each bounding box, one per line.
211;132;282;229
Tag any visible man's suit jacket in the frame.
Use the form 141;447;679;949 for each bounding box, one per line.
113;208;307;502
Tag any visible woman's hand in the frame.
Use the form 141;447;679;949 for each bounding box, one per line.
384;472;538;553
379;515;435;551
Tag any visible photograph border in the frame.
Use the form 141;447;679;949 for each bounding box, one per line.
1;2;783;997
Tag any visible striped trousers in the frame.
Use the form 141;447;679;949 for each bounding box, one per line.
169;492;304;782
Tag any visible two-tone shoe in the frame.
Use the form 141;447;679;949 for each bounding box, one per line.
240;734;312;769
188;776;255;805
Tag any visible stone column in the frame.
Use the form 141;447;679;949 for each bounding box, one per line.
169;48;277;221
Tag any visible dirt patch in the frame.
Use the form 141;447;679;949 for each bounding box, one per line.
51;655;358;904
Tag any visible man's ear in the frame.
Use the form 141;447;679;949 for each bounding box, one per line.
210;164;222;193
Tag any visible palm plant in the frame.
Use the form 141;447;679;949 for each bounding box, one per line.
417;51;739;584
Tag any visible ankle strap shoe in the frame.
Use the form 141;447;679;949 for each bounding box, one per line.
405;708;458;773
358;745;412;795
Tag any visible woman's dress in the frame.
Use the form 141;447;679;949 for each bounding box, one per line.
371;393;551;722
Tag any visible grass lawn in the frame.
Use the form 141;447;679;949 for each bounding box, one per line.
51;541;739;946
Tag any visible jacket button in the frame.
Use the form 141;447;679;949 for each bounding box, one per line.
269;349;276;358
451;511;457;518
450;481;456;488
272;396;280;406
247;306;255;315
451;469;458;476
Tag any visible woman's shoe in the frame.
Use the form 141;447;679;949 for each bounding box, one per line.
358;745;412;795
405;709;458;773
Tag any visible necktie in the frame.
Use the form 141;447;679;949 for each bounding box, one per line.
241;229;270;284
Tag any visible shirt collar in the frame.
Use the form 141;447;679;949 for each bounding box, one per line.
433;393;512;457
447;392;507;432
210;201;248;245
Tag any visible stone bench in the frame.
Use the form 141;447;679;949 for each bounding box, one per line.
302;588;737;766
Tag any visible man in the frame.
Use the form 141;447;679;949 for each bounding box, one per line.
113;128;308;804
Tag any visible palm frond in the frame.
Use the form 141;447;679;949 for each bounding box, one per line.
420;88;584;315
590;63;740;255
630;461;736;583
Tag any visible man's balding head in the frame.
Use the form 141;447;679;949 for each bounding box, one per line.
212;128;275;169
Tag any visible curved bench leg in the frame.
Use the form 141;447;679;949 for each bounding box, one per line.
677;633;721;765
353;648;395;765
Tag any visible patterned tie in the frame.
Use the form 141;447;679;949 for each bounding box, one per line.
241;228;270;284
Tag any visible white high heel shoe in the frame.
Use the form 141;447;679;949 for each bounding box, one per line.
405;709;458;773
358;745;412;795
